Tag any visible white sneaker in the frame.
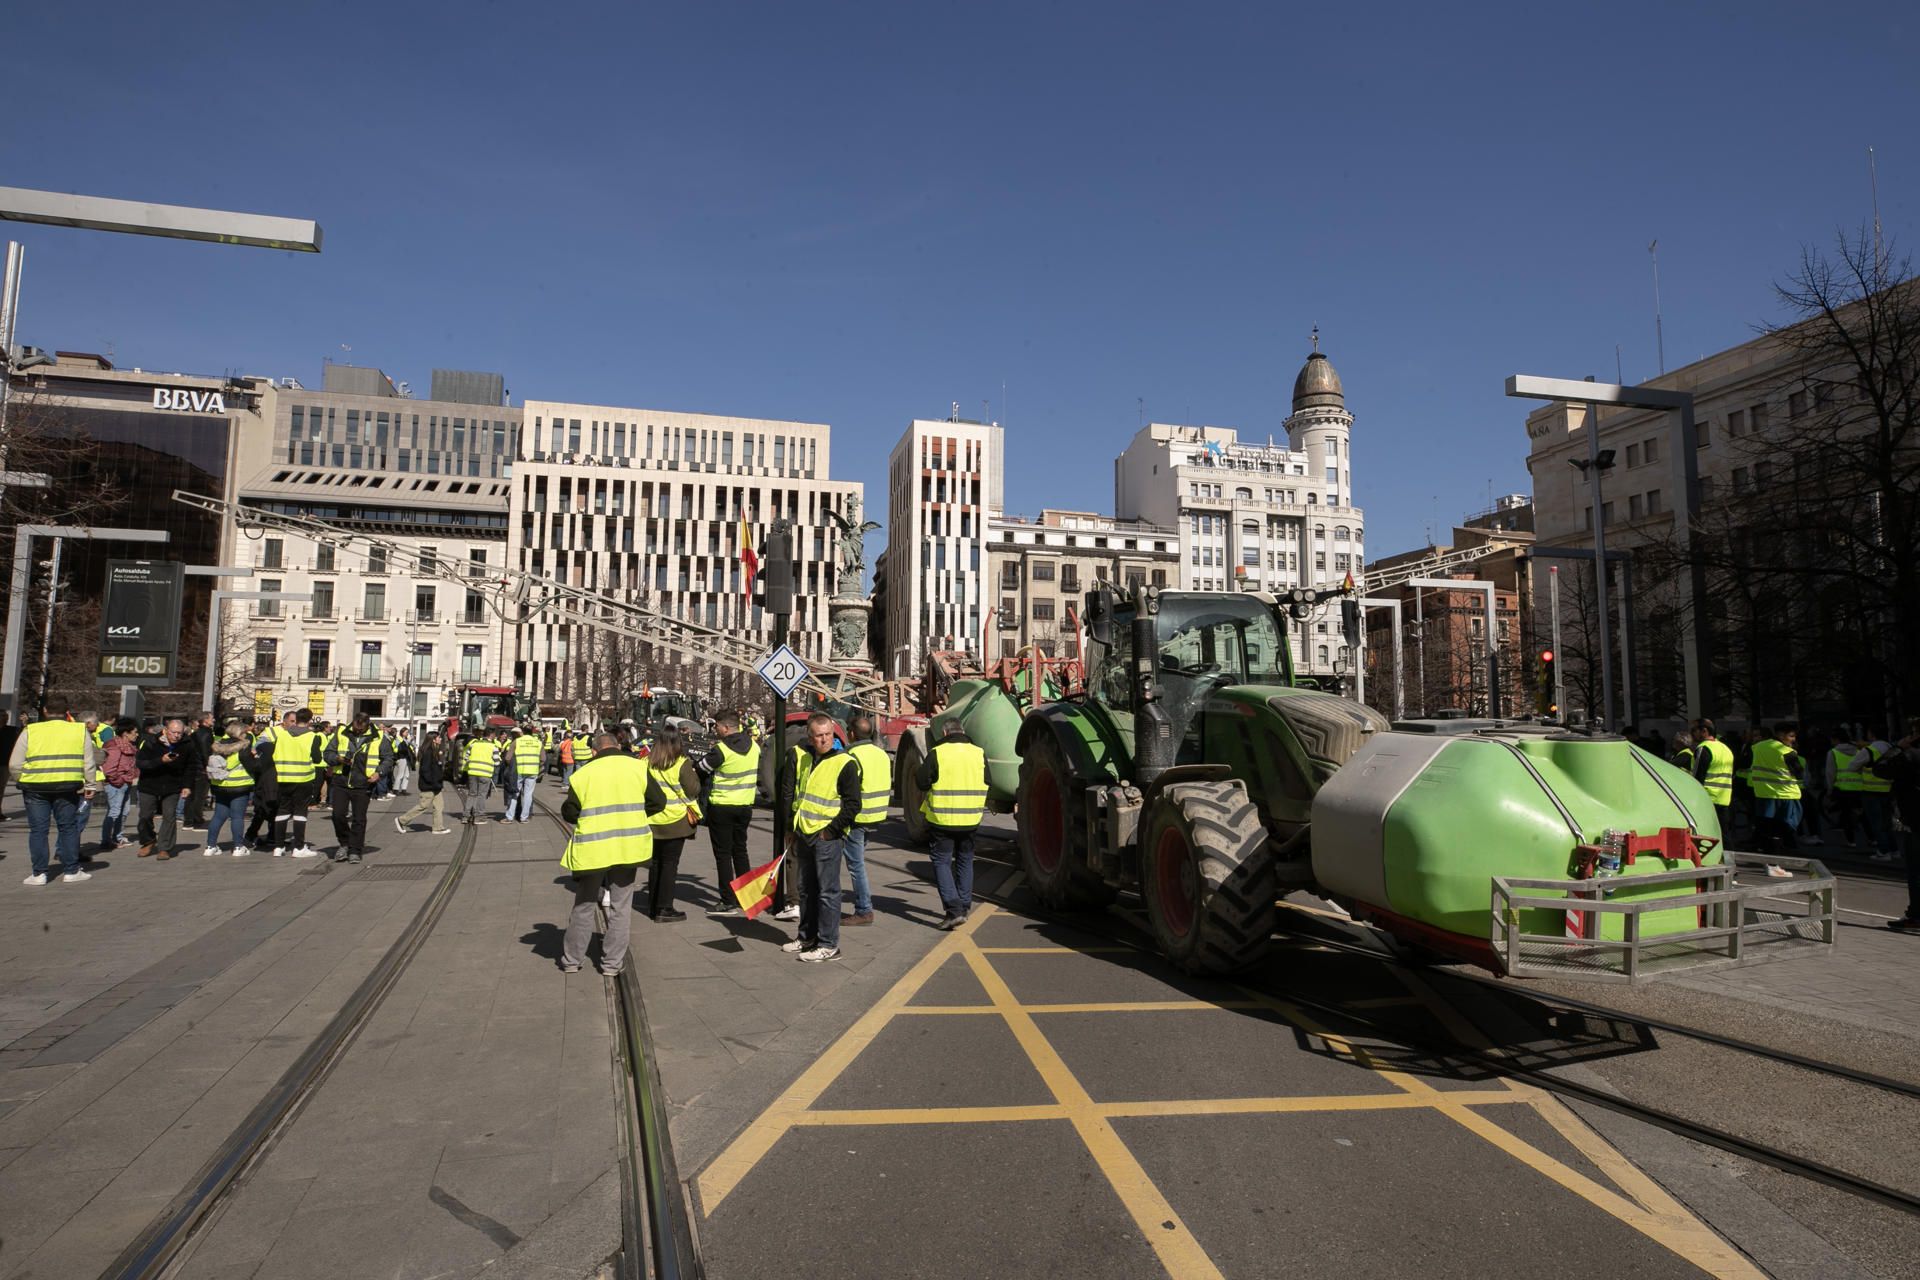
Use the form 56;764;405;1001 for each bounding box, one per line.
774;905;801;921
797;946;840;963
203;846;221;857
432;827;452;835
394;818;407;834
780;938;810;953
291;847;320;859
22;873;48;886
62;869;92;882
231;846;251;857
274;847;289;857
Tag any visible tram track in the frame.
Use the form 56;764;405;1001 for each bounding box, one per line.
533;791;703;1280
101;814;482;1280
974;871;1920;1223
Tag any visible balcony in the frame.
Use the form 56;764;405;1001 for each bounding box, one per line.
354;609;390;624
458;610;489;627
303;608;337;624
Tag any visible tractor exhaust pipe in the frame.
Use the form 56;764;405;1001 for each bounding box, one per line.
1130;588;1174;786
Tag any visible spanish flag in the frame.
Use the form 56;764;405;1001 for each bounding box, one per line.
740;518;759;588
730;852;785;919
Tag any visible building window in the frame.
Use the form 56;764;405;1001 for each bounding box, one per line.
469;548;488;578
1033;600;1056;621
1061;570;1080;593
315;543;335;572
460;644;483;681
258;578;282;618
1751;402;1771;432
1698;421;1711;447
1727;408;1746;437
412;643;432;680
311;581;334;619
1643;437;1659;463
1032;562;1055;581
254;638;277;679
306;639;331;680
414;585;436;621
1626;443;1640;468
260;538;283;569
418;546;438;576
1731;466;1750;492
363;583;386;621
464;590;486;624
1629;494;1643;519
1788;390;1807;419
1646;489;1662;515
366;544;387;574
1317;645;1329;665
359;642;383;681
1001;564;1020;588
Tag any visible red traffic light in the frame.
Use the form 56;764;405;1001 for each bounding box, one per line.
1539;649;1555;663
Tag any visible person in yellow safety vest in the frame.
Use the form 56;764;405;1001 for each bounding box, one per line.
842;714;891;926
695;711;759;917
559;732;666;976
641;729;703;922
11;698;98;884
778;712;863;962
325;712;393;863
564;730;592;786
203;717;259;858
504;725;544;825
1747;722;1804;856
460;729;501;826
1833;730;1900;861
244;711;296;852
256;707;324;858
1689;719;1736;845
915;720;989;930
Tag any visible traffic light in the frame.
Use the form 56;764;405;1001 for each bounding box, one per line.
753;519;796;615
1537;648;1556;716
1340;598;1360;646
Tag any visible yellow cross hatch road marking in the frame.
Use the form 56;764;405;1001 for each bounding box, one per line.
694;895;1761;1280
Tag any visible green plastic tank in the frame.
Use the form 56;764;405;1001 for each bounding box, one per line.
1311;727;1723;942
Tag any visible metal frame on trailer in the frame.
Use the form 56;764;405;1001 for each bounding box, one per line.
1491;852;1836;981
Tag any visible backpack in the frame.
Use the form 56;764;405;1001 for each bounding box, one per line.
206;751;230;781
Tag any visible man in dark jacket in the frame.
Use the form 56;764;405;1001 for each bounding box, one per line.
183;710;216;828
326;712;393;863
136;717;194;859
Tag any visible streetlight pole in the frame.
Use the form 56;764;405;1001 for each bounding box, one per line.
1575;402;1618;732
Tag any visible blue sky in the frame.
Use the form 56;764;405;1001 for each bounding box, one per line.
3;1;1915;557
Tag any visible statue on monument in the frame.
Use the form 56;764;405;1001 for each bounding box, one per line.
826;495;882;601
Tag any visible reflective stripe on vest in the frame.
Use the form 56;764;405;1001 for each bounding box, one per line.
1698;739;1734;806
333;730;382;782
514;735;543;776
708;740;759;807
848;742;891;825
272;730;320;785
562;755;656;872
650;760;694;829
212;740;255;791
19;720;86;788
794;752;854;835
1830;746;1867;793
1748;739;1801;800
920;740;988;830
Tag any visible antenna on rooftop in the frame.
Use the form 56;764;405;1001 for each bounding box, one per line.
1648;241;1666;375
1870;146;1885;270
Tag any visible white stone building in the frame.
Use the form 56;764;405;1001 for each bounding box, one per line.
881;416;1005;676
1112;343;1366;678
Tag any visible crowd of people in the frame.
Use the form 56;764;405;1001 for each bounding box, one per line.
1657;716;1920;934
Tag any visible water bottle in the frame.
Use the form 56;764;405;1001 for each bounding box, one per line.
1596;828;1624;878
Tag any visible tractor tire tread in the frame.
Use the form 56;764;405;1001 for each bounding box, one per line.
1151;782;1276;975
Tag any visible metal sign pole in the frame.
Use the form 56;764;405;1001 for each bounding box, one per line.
1550;565;1565;718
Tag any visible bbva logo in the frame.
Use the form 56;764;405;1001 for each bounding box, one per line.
151;388;227;414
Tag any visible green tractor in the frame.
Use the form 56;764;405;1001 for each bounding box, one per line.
1012;584;1384;973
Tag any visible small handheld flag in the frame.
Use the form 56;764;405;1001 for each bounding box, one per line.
729;852;785;919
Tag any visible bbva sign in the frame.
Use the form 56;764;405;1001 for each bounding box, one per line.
151;387;227;413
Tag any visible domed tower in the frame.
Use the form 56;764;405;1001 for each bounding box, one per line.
1285;327;1353;510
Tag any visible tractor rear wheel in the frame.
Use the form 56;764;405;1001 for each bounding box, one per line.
1142;781;1276;974
1015;734;1114;909
897;737;932;846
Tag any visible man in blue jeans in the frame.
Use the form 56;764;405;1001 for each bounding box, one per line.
915;721;988;929
779;713;862;963
841;715;892;926
10;701;98;885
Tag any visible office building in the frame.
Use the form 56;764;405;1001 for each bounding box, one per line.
987;510;1178;658
1112;342;1367;678
881;415;1004;677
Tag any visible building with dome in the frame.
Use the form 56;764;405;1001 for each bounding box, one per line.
1112;335;1366;680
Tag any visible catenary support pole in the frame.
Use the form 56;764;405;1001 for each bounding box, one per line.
1550;565;1565;719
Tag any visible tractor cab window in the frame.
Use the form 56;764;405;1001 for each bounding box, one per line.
1090;616;1135;712
1153;595;1291;686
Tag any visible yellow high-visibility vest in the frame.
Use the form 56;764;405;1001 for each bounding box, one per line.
464;737;499;777
848;742;891;826
513;734;543;777
920;740;988;830
19;720;86;789
1697;739;1734;806
794;752;854;835
272;729;321;785
649;759;698;829
1748;738;1801;801
708;740;760;807
562;754;656;872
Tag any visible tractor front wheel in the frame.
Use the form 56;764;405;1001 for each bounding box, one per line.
1142;782;1276;974
1015;733;1113;909
897;737;932;846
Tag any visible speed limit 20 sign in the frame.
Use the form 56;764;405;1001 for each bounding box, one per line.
754;644;808;699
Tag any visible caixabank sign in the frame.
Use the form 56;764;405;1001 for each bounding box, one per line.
97;560;185;686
